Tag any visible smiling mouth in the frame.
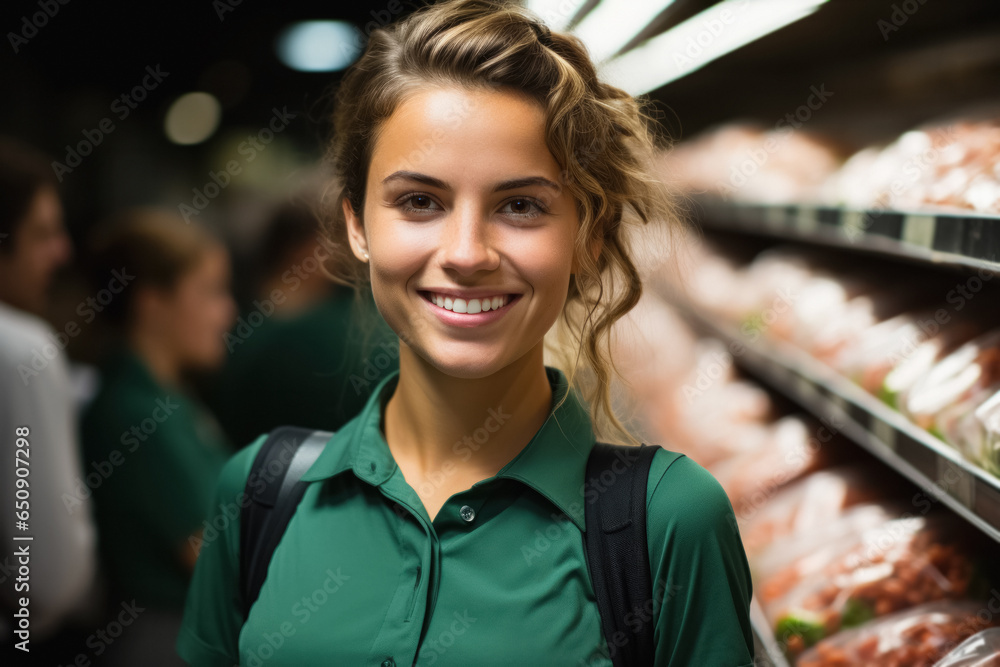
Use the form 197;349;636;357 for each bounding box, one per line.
418;290;520;314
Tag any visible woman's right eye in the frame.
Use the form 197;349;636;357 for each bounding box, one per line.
398;194;441;214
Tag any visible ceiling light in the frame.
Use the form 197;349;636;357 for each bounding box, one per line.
599;0;830;95
164;92;222;145
276;20;361;72
573;0;676;63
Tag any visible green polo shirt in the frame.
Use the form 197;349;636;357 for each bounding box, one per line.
177;365;754;666
80;347;232;609
206;285;400;449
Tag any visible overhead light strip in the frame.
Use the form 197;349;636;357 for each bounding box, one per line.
524;0;587;31
573;0;677;63
598;0;831;95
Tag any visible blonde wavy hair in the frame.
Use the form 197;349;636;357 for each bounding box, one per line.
318;0;683;446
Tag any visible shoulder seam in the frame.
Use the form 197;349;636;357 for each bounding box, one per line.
646;450;687;514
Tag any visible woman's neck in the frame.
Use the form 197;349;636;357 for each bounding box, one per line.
127;327;182;390
383;343;553;482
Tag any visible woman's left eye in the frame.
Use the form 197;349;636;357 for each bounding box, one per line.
501;197;545;219
399;194;441;214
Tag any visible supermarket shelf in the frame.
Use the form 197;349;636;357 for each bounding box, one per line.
694;197;1000;274
750;597;790;667
658;294;1000;546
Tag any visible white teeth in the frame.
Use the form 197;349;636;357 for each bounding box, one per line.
426;292;511;314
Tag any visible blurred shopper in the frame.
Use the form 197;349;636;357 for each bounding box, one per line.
252;196;334;319
205;194;399;448
0;137;99;658
79;209;236;666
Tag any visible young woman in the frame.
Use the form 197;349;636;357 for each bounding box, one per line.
178;1;755;665
80;209;236;665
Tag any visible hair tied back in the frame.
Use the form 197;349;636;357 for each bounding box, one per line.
531;21;554;48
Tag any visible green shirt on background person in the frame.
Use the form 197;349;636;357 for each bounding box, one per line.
177;365;755;666
205;283;400;449
80;347;232;609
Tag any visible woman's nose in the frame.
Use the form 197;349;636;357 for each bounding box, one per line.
438;204;500;275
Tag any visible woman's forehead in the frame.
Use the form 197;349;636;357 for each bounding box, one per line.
369;86;560;188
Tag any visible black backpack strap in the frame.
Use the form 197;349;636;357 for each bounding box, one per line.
584;441;660;667
239;426;334;621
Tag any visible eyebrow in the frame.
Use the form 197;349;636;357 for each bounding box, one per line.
381;170;561;193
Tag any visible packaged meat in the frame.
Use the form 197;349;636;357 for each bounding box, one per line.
807;285;928;365
676;238;758;321
899;328;1000;435
761;515;976;657
656;122;843;205
832;311;932;393
751;503;901;596
610;290;700;406
653;338;777;467
710;416;826;508
821;113;1000;215
936;387;1000;477
881;317;985;410
738;467;888;557
933;628;1000;667
970;391;1000;476
797;600;1000;667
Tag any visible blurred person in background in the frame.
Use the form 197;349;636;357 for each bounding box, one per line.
79;209;236;666
252;196;335;319
0;137;99;660
205;190;399;448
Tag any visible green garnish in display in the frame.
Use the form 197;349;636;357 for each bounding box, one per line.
740;313;766;337
841;598;875;627
877;384;898;408
775;613;826;649
927;424;946;441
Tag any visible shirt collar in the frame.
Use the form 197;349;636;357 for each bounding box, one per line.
300;365;596;531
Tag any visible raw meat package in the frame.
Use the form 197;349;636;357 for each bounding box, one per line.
933;628;1000;666
821;114;1000;215
709;415;827;509
934;384;1000;476
737;467;887;557
752;503;902;596
655;122;843;204
760;515;976;658
881;317;985;410
797;601;1000;667
654;339;777;467
671;237;757;322
900;328;1000;437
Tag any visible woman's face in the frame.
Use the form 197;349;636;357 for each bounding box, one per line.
345;85;583;379
157;245;236;370
0;185;72;314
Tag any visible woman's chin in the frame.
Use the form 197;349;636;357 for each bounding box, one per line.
418;349;511;380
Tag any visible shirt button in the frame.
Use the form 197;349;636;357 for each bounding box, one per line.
381;659;395;667
460;505;475;522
